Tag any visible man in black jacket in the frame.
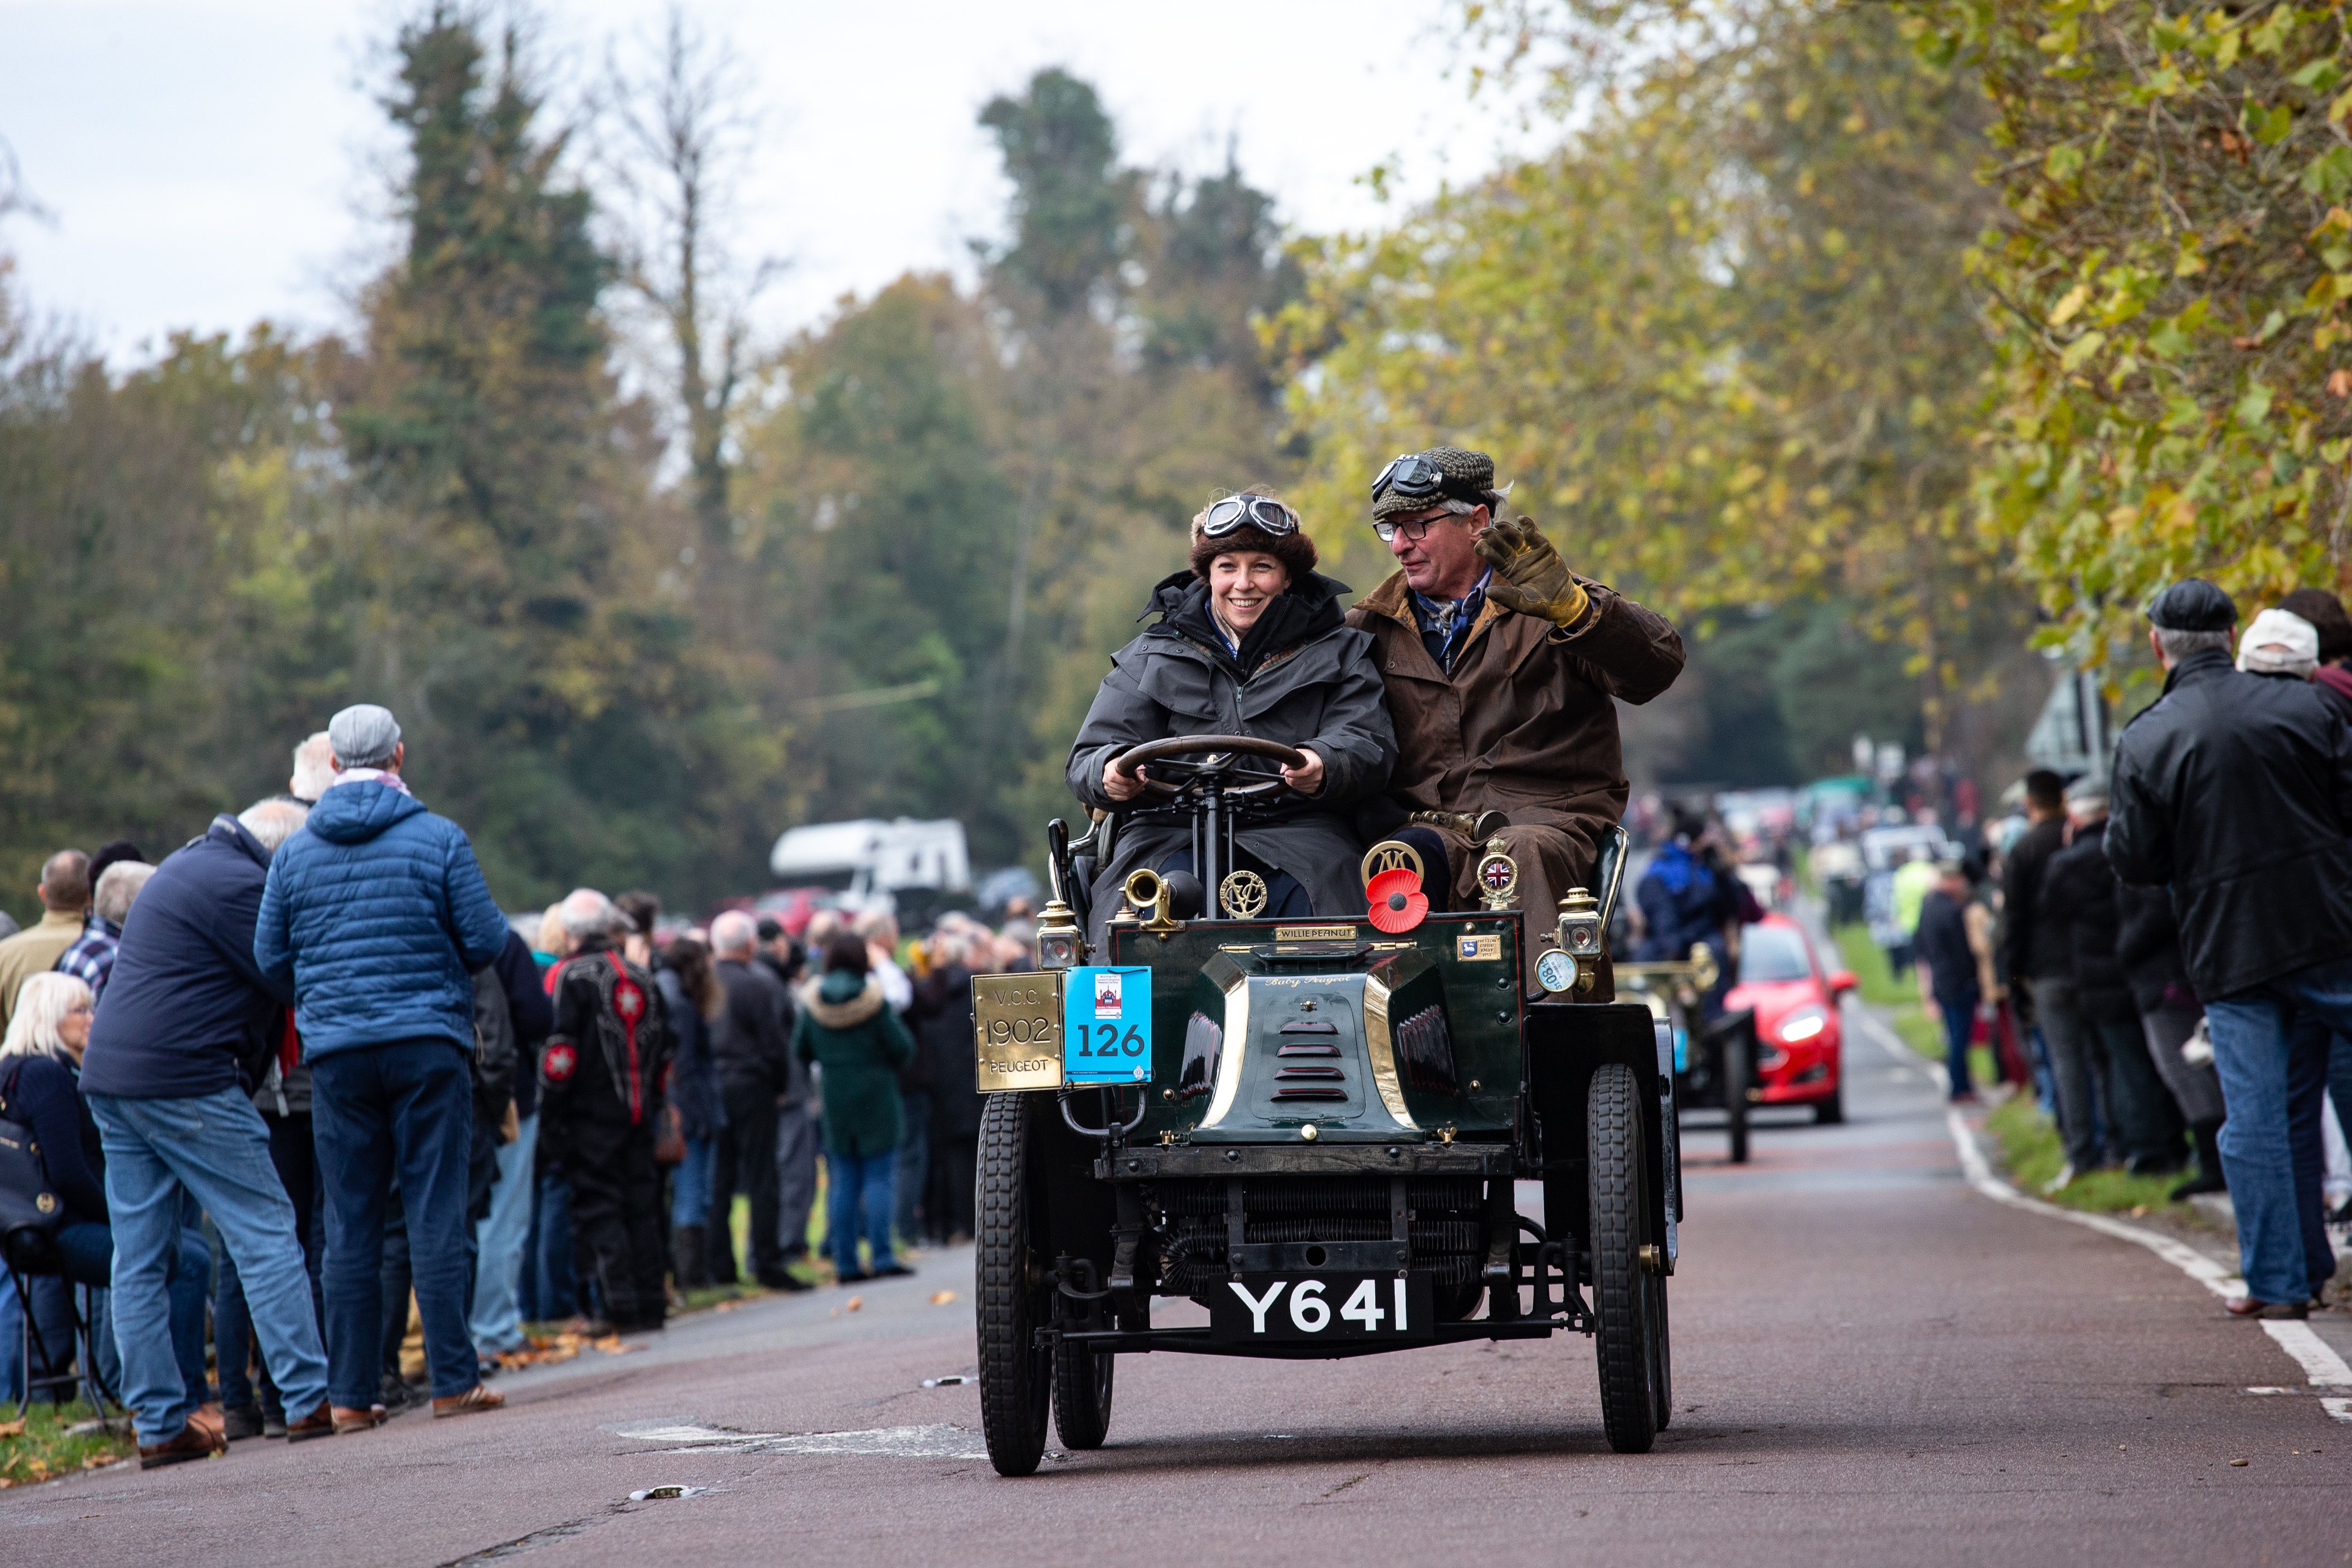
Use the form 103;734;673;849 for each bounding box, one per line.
2001;770;2069;1112
2041;783;2185;1173
706;911;804;1290
2109;578;2352;1318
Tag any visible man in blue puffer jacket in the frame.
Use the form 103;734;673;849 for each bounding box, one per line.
255;704;510;1429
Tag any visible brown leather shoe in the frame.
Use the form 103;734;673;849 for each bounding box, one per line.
431;1384;505;1419
284;1401;336;1443
330;1404;386;1435
138;1421;227;1470
2225;1295;2310;1319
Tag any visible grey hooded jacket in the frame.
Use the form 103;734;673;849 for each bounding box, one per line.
1066;571;1397;949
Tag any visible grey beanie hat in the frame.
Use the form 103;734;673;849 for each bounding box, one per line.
328;703;402;768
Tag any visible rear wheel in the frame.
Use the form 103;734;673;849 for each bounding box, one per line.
977;1093;1051;1476
1649;1275;1673;1431
1588;1061;1661;1454
1052;1339;1115;1450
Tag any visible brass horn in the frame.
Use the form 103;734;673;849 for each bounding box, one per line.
1122;867;1176;931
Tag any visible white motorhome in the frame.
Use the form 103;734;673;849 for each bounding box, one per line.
766;818;971;917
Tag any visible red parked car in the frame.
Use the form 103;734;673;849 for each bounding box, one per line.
1724;913;1857;1123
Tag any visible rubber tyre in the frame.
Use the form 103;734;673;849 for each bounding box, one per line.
1813;1075;1845;1125
1588;1061;1661;1454
978;1093;1051;1476
1052;1339;1115;1450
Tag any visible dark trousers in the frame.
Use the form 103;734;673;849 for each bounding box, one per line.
1934;986;1979;1098
561;1121;666;1328
895;1092;932;1243
2096;1012;2187;1165
709;1082;781;1283
216;1110;322;1411
312;1041;478;1406
929;1134;977;1240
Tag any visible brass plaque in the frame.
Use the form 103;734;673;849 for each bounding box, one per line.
1275;924;1357;941
971;971;1065;1092
1455;933;1504;962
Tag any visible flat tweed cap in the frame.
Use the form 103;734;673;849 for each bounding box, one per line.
2146;578;2237;632
328;703;402;768
1372;446;1500;520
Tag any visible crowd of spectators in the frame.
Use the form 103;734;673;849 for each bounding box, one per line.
0;702;1029;1471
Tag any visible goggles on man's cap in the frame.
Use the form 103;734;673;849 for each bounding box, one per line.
1371;453;1456;506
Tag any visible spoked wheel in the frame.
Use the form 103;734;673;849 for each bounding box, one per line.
1052;1338;1115;1450
977;1093;1052;1476
1588;1061;1662;1453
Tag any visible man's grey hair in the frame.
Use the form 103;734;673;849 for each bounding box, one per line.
93;861;156;927
239;799;311;855
559;888;624;941
853;910;898;946
289;731;336;802
709;910;758;956
2064;776;2110;816
2155;626;2233;661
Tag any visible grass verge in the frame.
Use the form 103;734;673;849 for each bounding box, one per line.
1981;1084;2193;1216
0;1401;133;1486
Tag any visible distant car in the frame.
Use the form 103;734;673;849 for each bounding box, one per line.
1725;914;1857;1124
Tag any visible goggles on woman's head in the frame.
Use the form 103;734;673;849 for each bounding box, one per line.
1200;494;1301;538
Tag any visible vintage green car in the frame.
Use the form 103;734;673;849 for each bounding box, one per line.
968;735;1682;1476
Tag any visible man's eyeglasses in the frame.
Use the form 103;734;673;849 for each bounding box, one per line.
1200;494;1301;538
1372;516;1444;545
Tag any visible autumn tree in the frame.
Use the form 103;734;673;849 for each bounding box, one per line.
1912;0;2352;659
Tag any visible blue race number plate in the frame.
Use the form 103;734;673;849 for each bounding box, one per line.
1062;965;1152;1084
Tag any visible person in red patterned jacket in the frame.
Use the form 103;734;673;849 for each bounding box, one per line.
538;889;673;1333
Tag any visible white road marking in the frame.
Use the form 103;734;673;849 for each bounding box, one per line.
1942;1109;2352;1405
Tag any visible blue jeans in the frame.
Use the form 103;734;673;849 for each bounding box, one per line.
216;1109;323;1411
670;1134;715;1230
1936;987;1979;1099
85;1089;327;1444
311;1040;478;1405
2204;957;2352;1303
470;1111;539;1354
531;1171;575;1321
827;1149;897;1277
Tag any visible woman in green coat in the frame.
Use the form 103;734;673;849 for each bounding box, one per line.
794;932;917;1281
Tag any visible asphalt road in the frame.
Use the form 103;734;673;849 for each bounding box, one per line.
10;996;2349;1568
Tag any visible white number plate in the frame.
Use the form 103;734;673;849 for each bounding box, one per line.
1208;1273;1435;1343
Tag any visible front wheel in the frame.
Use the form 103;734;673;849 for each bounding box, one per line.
977;1093;1051;1476
1052;1339;1115;1450
1588;1061;1662;1454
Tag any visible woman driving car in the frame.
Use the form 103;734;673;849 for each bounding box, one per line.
1065;488;1396;947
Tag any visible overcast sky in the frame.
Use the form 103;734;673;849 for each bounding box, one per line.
0;0;1547;363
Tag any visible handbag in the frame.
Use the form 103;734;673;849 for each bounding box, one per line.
0;1072;64;1265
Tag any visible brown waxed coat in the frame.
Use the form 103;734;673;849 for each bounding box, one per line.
1345;569;1686;881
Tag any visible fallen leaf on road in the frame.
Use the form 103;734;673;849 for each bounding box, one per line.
845;1294;864;1312
930;1290;959;1305
713;1299;741;1312
0;1420;22;1438
591;1334;641;1354
2230;1458;2249;1466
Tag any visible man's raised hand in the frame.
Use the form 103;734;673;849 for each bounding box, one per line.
1475;515;1591;630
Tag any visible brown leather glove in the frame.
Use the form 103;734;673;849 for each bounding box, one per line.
1475;515;1591;629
